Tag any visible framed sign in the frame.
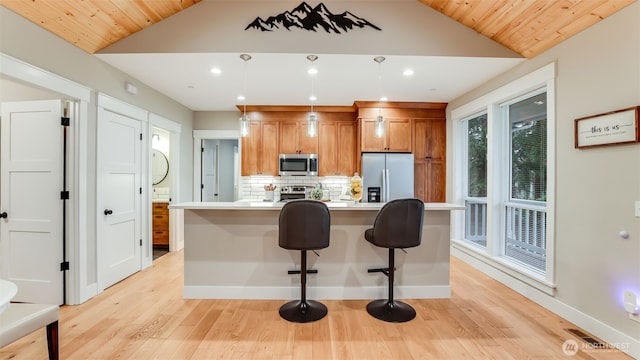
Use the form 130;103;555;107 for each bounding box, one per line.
574;106;639;148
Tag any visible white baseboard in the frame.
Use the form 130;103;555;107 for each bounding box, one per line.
183;285;451;300
77;283;98;305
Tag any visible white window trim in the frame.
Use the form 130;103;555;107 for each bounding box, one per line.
451;62;556;295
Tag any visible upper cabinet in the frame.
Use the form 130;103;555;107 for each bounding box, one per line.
279;121;318;154
413;118;446;202
360;117;412;152
241;121;279;176
319;121;357;176
238;106;357;176
414;118;446;161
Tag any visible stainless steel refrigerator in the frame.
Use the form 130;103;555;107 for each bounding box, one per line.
361;153;414;203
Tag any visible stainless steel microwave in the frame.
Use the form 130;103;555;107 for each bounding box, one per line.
279;154;318;176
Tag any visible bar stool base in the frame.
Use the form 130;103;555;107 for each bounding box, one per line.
366;299;416;323
279;300;327;323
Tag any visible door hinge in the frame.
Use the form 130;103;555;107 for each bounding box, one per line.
201;147;204;153
139;187;142;194
60;261;70;271
61;117;70;126
201;184;204;189
140;239;142;246
140;133;143;141
60;191;70;200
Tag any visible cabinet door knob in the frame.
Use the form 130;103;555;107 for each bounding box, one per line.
104;209;113;215
0;212;7;219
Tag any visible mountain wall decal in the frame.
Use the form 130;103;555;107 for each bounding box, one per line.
245;2;381;33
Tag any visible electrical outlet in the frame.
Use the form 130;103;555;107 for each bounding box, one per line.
624;291;639;313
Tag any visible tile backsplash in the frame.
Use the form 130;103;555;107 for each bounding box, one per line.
240;176;350;201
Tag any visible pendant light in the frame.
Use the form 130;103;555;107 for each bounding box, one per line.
239;53;252;137
307;55;318;137
373;56;386;138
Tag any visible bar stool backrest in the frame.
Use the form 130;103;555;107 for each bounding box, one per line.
369;198;424;249
279;200;331;250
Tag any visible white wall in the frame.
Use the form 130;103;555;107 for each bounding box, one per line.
101;0;519;59
194;111;240;130
447;2;640;356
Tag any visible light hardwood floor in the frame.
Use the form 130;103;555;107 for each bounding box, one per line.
1;251;631;359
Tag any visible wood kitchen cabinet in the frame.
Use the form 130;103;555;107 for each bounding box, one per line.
241;121;279;176
318;121;357;176
279;121;318;154
152;202;169;246
413;118;446;202
360;117;412;152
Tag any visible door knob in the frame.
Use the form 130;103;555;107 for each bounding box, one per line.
104;209;113;215
0;212;7;219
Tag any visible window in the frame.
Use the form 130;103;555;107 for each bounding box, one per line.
452;63;555;293
504;92;547;272
465;113;488;248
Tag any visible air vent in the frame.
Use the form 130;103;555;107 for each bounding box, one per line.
565;328;605;348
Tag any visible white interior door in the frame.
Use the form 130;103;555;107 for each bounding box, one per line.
97;107;142;289
0;100;64;304
202;139;219;202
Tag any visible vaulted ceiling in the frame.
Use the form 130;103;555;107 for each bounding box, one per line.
1;0;636;111
1;0;633;57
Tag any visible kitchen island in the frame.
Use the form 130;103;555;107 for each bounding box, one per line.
169;201;464;300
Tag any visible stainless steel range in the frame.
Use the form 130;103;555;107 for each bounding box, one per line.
279;185;308;202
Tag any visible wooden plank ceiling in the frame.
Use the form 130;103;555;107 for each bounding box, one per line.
0;0;202;54
0;0;635;58
419;0;636;58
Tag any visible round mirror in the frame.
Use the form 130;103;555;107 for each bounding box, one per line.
152;149;169;185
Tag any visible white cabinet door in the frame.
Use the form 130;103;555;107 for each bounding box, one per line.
1;100;64;304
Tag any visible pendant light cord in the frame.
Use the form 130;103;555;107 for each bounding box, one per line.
374;56;385;116
243;57;248;117
240;54;252;118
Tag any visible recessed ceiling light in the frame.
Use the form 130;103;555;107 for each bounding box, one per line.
308;67;318;75
309;95;317;101
237;95;245;101
403;69;414;76
210;67;221;75
380;96;388;102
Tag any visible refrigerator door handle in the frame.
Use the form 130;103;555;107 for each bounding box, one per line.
384;169;390;202
381;169;386;202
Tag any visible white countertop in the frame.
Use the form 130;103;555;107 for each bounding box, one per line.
170;201;465;211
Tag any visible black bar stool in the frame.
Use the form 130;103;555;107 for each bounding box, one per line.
278;199;331;323
365;198;425;322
